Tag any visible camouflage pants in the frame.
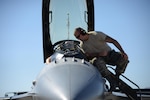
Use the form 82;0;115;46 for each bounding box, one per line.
93;50;129;77
93;57;111;77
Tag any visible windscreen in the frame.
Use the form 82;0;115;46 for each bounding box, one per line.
49;0;88;44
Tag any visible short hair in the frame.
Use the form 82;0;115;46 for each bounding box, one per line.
75;27;86;35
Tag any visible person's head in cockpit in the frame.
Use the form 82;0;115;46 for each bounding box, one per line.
74;27;89;41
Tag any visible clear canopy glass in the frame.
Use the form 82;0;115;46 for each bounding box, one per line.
49;0;88;44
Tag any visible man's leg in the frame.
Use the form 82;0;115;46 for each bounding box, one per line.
93;57;117;91
116;57;129;77
107;50;129;78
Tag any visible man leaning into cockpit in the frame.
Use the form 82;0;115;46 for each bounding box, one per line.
74;27;129;91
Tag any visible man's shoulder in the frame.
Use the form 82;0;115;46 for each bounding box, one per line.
87;31;104;35
87;31;96;34
88;31;107;40
88;31;107;37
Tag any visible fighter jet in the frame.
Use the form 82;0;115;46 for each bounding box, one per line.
1;0;150;100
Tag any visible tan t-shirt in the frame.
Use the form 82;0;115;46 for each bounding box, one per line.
80;31;111;54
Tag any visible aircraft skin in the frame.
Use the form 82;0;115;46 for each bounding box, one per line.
33;57;105;100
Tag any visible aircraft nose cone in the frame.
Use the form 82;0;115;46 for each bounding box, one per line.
33;58;105;100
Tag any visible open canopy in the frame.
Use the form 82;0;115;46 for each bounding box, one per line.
42;0;94;62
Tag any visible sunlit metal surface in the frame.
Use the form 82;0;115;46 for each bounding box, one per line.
33;57;105;100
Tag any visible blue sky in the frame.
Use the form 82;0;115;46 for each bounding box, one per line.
0;0;150;96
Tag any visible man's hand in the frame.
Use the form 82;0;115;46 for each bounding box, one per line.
122;52;128;60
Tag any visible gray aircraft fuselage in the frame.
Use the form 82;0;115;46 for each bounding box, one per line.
32;57;105;100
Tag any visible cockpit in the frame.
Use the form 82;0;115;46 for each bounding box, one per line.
53;40;87;60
